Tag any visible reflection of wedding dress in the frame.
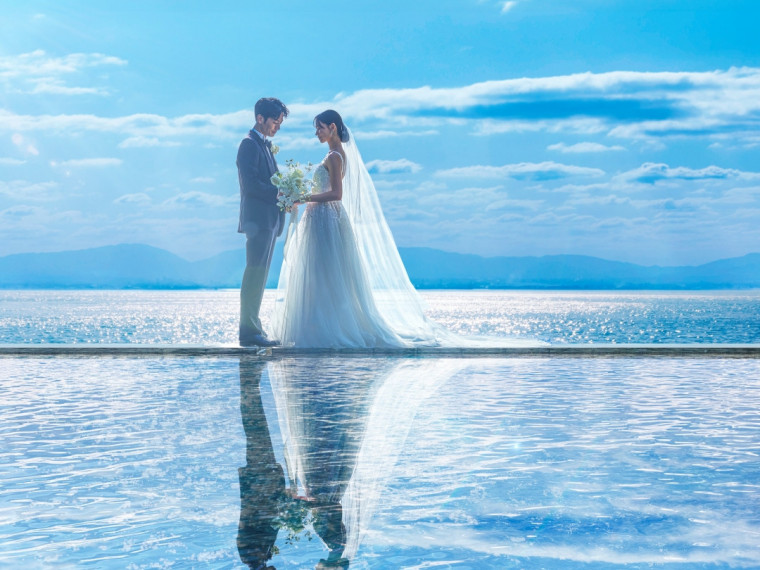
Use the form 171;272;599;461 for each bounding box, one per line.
267;357;470;563
267;358;386;502
267;358;393;566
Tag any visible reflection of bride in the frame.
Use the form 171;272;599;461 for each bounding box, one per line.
271;110;532;349
266;357;469;566
238;357;360;569
266;357;387;568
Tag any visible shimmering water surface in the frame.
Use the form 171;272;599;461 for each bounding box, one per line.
1;289;760;344
2;291;760;567
1;356;759;568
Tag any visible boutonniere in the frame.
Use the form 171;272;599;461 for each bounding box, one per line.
270;143;280;155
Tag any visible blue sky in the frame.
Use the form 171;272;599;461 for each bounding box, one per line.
2;0;760;265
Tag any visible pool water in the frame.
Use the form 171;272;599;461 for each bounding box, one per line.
1;355;759;568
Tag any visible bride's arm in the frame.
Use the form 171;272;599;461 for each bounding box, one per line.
306;153;343;203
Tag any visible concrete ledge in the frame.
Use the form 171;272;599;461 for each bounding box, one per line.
1;344;760;358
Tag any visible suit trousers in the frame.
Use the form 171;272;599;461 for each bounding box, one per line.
239;225;279;340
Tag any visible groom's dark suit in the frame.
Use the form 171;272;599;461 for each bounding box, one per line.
237;129;285;342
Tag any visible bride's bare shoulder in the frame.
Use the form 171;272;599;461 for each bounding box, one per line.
325;149;346;172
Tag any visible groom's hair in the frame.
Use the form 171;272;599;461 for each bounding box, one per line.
255;98;289;120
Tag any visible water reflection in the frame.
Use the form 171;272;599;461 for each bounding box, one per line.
237;356;466;569
237;359;286;569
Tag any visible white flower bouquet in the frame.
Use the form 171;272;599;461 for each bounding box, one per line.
272;159;313;212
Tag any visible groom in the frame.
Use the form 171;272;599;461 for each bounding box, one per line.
237;97;289;347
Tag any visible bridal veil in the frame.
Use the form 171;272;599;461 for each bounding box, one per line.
339;128;450;346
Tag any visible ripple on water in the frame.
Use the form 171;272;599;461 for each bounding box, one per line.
1;356;759;567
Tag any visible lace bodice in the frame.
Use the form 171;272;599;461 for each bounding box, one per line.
312;163;331;195
311;151;345;195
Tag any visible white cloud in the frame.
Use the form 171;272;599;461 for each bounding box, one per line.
4;67;760;146
0;158;25;165
616;163;760;184
548;142;626;153
118;136;182;148
0;180;58;200
436;161;605;180
114;193;151;205
721;186;760;204
190;177;216;184
476;117;608;136
30;79;108;96
275;134;322;150
415;185;504;207
161;191;234;208
366;159;422;174
0;205;37;219
11;133;39;156
352;129;438;140
0;108;253;140
486;198;544;211
501;1;517;14
0;50;127;96
318;67;760;146
50;158;122;168
0;50;126;78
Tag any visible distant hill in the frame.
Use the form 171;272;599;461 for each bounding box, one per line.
0;243;758;290
399;248;760;289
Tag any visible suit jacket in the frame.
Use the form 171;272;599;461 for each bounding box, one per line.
237;130;285;236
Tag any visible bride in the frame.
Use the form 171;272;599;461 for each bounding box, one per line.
272;110;407;348
271;110;528;349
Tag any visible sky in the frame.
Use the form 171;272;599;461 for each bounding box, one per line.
1;0;760;266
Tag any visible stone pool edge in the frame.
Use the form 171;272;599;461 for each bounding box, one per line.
2;344;760;358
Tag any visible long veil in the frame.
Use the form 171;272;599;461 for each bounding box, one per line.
272;127;541;348
340;128;451;345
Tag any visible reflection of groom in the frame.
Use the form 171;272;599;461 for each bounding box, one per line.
237;357;284;568
237;97;289;347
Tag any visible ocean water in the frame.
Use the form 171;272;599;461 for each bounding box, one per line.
2;291;760;568
1;289;760;344
1;356;759;568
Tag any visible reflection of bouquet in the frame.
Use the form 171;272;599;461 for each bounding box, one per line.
272;493;315;552
272;159;313;212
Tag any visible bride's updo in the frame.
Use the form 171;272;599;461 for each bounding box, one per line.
314;109;350;142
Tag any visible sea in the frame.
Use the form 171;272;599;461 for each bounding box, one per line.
1;289;760;569
1;289;760;344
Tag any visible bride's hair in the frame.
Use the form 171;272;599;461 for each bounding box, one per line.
314;110;350;142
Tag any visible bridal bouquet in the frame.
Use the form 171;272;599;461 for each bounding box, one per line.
272;159;313;212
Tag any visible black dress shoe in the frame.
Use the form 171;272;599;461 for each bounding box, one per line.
240;334;279;347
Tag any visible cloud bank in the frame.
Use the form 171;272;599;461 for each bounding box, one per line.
3;67;760;147
0;50;127;96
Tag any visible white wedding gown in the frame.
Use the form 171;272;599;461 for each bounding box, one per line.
271;151;405;348
271;129;541;349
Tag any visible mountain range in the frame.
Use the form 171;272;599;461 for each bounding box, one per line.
0;243;758;290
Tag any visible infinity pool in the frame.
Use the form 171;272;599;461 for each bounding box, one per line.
1;355;759;568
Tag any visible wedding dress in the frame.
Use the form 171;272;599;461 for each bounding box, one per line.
271;128;538;349
271;148;405;348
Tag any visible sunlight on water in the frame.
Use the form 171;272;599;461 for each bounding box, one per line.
1;289;760;344
1;356;759;568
